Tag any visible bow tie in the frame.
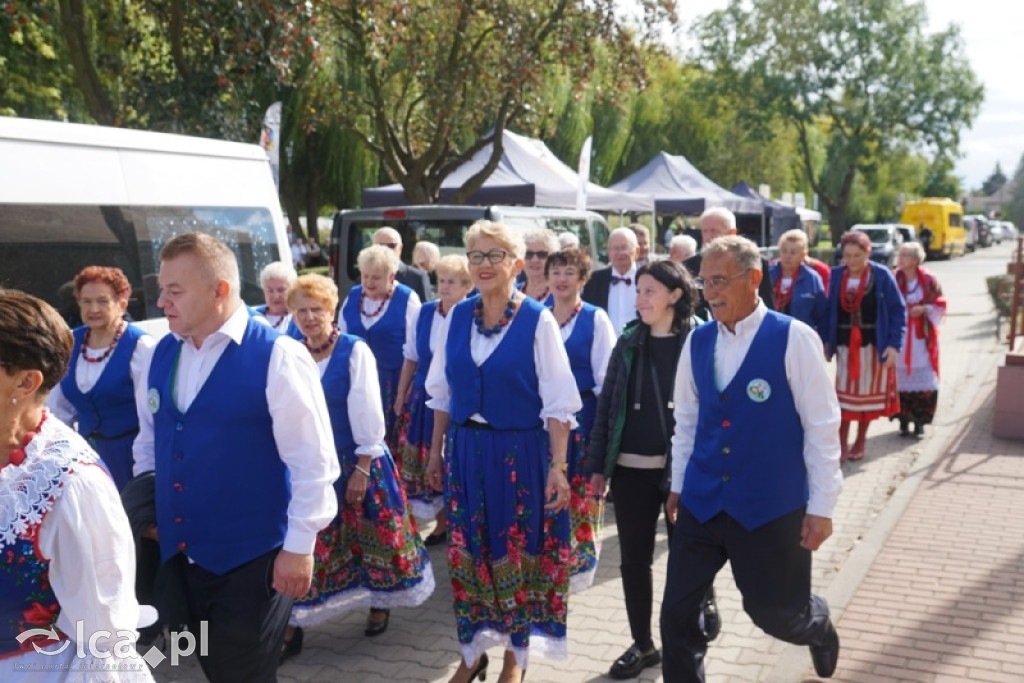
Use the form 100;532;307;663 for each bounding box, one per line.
612;275;632;286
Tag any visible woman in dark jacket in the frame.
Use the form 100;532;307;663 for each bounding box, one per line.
587;259;715;680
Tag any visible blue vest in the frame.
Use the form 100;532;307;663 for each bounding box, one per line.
682;311;808;530
60;324;146;439
412;301;438;389
255;304;303;340
321;334;358;456
559;303;598;393
148;319;290;574
342;284;411;371
447;296;544;430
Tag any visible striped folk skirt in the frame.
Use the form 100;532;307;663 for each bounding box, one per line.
836;342;900;422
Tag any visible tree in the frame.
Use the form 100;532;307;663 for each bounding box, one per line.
982;163;1007;197
693;0;983;239
1007;154;1024;229
319;0;677;204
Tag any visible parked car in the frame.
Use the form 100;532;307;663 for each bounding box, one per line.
988;220;1006;245
963;215;991;249
834;224;905;267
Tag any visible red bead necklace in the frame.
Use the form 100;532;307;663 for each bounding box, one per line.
305;326;339;355
360;289;392;318
81;322;125;364
558;300;584;329
6;410;47;468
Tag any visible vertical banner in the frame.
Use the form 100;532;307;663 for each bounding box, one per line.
260;101;282;189
576;136;593;211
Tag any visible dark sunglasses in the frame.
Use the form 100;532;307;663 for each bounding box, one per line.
525;250;550;260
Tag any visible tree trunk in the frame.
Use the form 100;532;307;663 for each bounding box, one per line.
58;0;117;125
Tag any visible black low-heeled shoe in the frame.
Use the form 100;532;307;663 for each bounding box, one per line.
465;652;489;681
279;626;303;664
365;608;390;637
423;529;447;546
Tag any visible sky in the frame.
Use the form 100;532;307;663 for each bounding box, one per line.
653;0;1023;190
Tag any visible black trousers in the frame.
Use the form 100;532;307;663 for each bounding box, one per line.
179;548;293;683
610;465;673;651
659;507;833;682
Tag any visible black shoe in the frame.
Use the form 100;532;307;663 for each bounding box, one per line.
702;594;721;641
279;626;303;664
809;622;840;678
365;608;390;637
913;422;924;438
465;652;488;681
898;418;911;437
423;529;446;546
608;643;661;679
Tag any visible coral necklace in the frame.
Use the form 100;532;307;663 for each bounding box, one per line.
305;326;339;354
473;295;518;337
360;289;391;318
81;322;125;364
558;300;583;329
6;410;47;468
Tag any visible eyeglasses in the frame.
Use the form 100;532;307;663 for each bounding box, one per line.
524;250;550;261
466;249;510;265
375;242;400;250
695;268;752;290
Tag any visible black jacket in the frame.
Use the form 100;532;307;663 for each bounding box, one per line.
396;262;434;302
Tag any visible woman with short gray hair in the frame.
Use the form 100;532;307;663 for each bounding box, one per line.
519;227;560;304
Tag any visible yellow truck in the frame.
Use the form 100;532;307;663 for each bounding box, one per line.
900;197;966;259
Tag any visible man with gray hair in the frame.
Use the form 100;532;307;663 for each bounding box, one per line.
372;227;434;301
684;207;774;320
668;235;698;264
583;226;639;334
661;234;843;681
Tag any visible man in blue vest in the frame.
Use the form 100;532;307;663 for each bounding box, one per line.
133;232;340;682
661;235;843;681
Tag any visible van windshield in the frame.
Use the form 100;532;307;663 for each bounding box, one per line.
1;204;280;326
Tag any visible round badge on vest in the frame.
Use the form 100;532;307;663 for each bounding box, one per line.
147;387;160;413
746;378;771;403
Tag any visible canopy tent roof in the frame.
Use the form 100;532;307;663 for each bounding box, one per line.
608;152;763;215
362;130;655;214
730;181;800;241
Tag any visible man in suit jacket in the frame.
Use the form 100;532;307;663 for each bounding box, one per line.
684;207;775;320
583;226;639;335
372;227;434;301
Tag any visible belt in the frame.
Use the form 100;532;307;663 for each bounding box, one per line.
580;389;595;400
617;452;667;469
458;420;494;430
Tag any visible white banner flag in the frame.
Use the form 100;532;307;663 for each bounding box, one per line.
576;136;593;211
260;101;282;189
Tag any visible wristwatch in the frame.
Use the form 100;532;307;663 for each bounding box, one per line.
550;461;568;473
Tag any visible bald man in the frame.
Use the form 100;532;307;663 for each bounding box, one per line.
684;208;775;320
372;227;434;302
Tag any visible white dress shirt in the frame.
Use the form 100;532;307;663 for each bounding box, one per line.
132;304;340;556
670;302;843;518
316;339;387;458
560;306;616;396
425;304;582;429
337;288;421;342
607;263;638;334
402;303;446;363
48;332;157;426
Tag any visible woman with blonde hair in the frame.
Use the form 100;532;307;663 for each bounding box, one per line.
425;221;580;683
769;229;828;337
339;245;422;457
283;274;432;653
394;254;474;543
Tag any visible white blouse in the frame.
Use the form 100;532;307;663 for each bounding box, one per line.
316;340;387;458
425;303;582;429
402;304;447;363
337;289;422;346
47;333;157;427
559;306;616;396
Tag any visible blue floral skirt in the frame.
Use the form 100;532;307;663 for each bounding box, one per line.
444;425;570;669
401;383;443;522
290;448;434;627
566;394;603;592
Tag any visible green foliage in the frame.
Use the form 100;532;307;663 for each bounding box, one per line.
982;162;1008;197
1007;153;1024;228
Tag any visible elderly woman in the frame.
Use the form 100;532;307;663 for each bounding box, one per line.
256;261;302;339
47;266;155;491
1;289;154;681
394;255;474;543
586;260;714;680
824;231;907;461
545;248;615;592
283;274;433;655
893;242;946;438
425;221;581;683
413;241;442;288
668;234;697;264
339;245;422;456
518;227;559;304
769;229;828;337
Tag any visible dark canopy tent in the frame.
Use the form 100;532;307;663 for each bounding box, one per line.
730;181;800;245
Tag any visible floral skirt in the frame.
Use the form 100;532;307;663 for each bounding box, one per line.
401;383;443;522
378;364;407;467
444;425;571;670
567;394;602;593
290;449;434;628
836;343;899;422
897;390;939;425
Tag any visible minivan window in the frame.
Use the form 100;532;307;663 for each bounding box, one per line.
1;204;280;326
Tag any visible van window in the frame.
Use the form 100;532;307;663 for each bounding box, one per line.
1;204;280;327
948;213;962;227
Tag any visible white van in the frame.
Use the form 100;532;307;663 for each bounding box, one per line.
330;205;611;298
0;117;290;336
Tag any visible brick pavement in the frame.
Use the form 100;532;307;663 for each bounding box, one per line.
150;244;1018;682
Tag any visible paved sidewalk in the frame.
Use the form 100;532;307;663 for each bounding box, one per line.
149;244;1017;682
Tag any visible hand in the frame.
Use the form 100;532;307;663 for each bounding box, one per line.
665;492;680;526
142;524;159;542
823;343;832;362
393;395;406;417
426;452;443;492
909;304;926;318
544;468;570;512
800;514;833;551
882;346;899;368
272;550;314;599
589;473;607;499
346;467;369;506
